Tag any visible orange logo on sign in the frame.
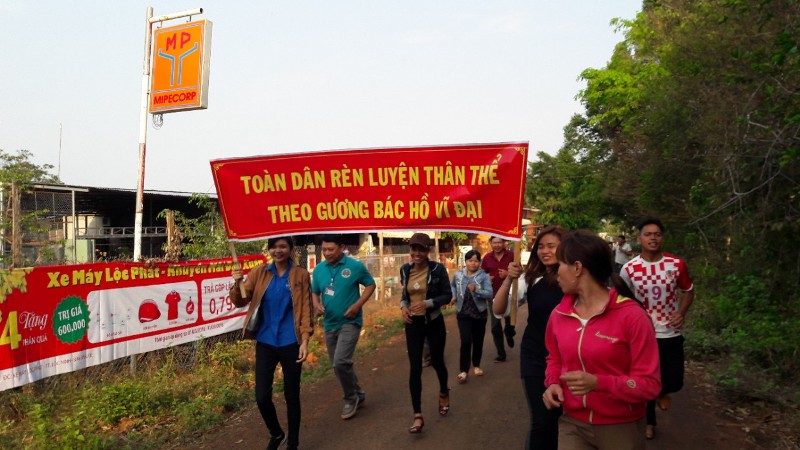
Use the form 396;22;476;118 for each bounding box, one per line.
150;20;212;113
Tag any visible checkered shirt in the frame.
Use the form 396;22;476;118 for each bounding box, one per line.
620;253;693;338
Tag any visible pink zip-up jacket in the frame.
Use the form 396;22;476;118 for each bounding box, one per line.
545;289;661;425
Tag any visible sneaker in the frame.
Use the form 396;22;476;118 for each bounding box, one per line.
266;433;287;450
645;424;655;440
341;398;360;420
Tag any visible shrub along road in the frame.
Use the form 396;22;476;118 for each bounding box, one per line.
171;306;762;450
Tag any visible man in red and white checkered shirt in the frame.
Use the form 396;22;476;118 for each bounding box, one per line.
620;216;695;441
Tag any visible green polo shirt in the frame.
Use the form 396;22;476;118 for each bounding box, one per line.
312;255;376;331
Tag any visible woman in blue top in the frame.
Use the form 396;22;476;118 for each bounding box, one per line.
450;249;493;383
231;236;313;450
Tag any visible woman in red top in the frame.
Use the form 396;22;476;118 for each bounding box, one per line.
542;230;660;450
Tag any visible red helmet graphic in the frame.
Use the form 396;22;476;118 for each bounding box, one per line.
138;299;161;323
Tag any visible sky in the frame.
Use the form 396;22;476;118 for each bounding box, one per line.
0;1;641;195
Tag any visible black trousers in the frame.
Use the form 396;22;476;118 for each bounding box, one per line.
490;312;515;358
457;315;487;372
523;375;561;450
255;342;302;446
405;314;449;414
647;335;685;426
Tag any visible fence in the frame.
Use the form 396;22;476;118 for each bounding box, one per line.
1;331;242;399
1;244;460;399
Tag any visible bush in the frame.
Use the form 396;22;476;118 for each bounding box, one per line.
175;396;226;435
694;274;800;378
95;382;172;425
689;271;800;414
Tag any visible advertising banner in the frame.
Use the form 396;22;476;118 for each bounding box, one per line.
211;142;529;241
0;255;265;391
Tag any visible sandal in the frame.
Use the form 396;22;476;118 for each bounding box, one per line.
456;372;468;384
473;367;484;377
438;391;450;416
409;414;424;433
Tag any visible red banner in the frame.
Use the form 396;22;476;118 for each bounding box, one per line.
0;256;265;391
210;142;529;241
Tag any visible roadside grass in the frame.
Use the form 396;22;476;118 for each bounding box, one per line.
0;300;406;450
686;336;800;449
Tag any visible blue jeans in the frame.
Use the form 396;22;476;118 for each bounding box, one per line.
325;323;363;403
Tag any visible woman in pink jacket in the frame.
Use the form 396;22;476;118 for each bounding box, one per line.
542;230;660;450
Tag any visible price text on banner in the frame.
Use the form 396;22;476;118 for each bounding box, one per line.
210;142;529;241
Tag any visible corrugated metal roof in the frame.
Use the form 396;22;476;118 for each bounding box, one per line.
31;182;216;198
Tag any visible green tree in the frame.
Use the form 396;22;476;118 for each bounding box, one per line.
526;115;613;230
0;149;60;187
580;0;799;257
0;149;62;266
575;0;800;385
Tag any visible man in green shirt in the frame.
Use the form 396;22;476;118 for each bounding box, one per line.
312;234;376;420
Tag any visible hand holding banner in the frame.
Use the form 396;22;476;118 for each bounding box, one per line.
228;242;248;298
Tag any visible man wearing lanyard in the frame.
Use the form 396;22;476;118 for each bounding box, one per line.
312;234;376;420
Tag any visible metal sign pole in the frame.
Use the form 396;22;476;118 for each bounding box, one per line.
133;7;154;262
132;8;205;377
133;7;204;262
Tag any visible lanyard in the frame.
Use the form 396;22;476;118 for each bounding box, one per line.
327;263;341;287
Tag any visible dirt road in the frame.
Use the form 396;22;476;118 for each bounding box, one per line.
173;307;761;450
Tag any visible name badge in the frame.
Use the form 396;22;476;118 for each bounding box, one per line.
324;287;335;296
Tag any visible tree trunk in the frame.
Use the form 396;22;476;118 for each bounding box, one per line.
164;209;183;262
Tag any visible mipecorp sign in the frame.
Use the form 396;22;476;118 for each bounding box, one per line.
149;20;212;113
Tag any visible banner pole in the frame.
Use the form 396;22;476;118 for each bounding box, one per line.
510;241;520;326
379;233;385;300
228;242;248;297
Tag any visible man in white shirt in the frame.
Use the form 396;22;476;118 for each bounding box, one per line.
620;217;695;440
613;235;633;273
